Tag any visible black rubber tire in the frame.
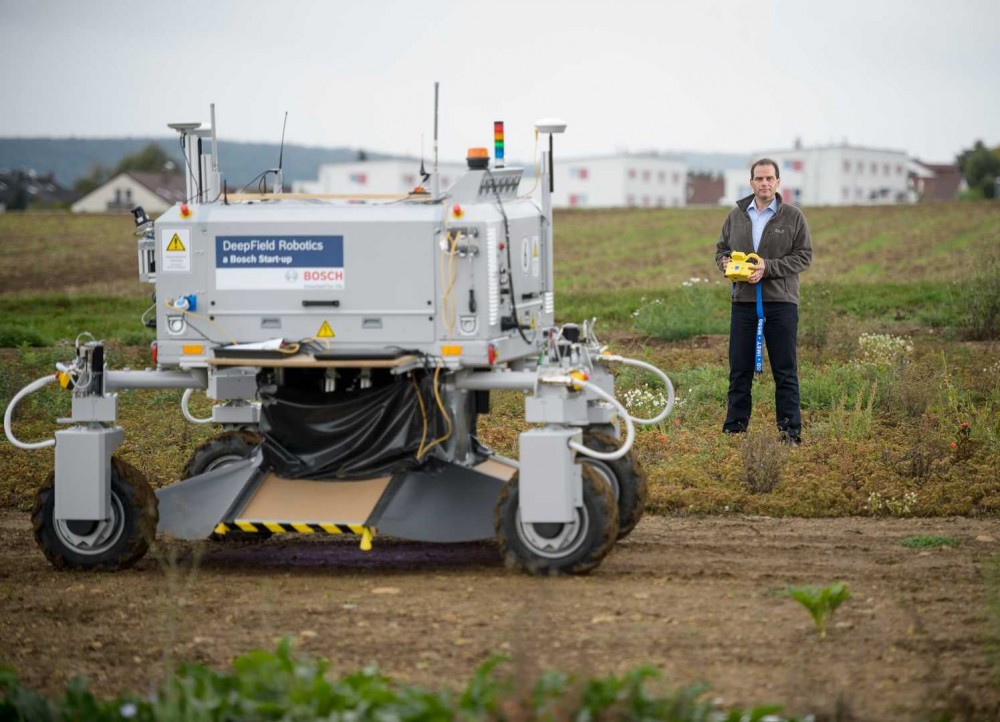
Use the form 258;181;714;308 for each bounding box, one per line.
181;430;270;542
495;465;619;576
32;457;158;571
580;431;648;540
181;430;261;479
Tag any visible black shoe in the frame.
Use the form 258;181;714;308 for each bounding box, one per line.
779;430;802;446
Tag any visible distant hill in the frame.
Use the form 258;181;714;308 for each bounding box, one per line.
0;137;402;189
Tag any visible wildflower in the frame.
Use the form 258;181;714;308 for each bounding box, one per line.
960;422;969;429
950;442;958;449
120;703;138;719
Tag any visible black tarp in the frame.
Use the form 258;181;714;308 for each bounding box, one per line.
259;374;447;480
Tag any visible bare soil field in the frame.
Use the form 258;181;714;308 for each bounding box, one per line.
2;511;998;720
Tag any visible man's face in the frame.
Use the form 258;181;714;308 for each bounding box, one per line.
750;164;780;205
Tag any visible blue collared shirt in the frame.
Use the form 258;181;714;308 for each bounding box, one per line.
746;197;778;252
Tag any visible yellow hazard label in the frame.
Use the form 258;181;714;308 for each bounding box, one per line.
317;321;335;338
166;233;186;252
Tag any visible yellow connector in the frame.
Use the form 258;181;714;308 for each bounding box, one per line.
359;527;373;552
725;252;762;282
57;372;72;389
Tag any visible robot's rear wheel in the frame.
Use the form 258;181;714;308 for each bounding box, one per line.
181;429;262;478
181;430;270;543
580;431;647;539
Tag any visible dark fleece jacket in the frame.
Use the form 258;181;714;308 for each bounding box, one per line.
714;192;812;304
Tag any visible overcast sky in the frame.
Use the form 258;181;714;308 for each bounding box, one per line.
2;0;997;164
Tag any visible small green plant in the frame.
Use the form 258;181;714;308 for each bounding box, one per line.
786;581;851;639
899;535;962;549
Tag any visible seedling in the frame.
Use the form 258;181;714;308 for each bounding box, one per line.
786;581;851;639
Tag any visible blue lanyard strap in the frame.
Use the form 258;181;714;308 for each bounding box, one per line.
754;282;765;374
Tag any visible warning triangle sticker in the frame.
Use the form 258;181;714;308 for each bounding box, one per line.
166;233;186;252
317;321;335;338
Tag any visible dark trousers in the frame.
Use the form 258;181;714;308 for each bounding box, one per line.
723;302;801;435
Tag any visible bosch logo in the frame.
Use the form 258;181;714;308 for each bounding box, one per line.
304;270;344;282
285;270;299;283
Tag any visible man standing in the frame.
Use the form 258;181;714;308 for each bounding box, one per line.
715;159;812;443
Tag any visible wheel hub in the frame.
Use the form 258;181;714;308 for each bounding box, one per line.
515;506;589;559
54;494;126;555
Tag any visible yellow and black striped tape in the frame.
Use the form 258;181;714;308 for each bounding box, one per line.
213;521;371;536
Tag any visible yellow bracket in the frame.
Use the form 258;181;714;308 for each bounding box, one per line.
569;370;589;391
360;527;374;552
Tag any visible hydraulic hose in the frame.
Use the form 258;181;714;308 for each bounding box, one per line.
4;375;58;450
539;375;635;461
596;354;675;425
180;388;213;424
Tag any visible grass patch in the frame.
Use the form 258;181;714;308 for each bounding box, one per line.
0;295;154;347
899;535;962;549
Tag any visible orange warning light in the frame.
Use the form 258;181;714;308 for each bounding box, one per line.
452;203;464;219
180;203;191;218
466;146;490;170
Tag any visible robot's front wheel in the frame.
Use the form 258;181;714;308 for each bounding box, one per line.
31;457;158;571
495;466;619;575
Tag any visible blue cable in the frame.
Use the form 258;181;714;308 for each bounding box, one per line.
754;282;765;374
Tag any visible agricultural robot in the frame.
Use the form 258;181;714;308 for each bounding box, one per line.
4;95;674;575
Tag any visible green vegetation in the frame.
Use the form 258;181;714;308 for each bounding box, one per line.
957;140;1000;200
899;535;963;549
786;582;851;640
0;639;791;722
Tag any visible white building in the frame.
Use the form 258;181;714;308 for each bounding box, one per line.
71;171;186;213
292;159;468;196
551;154;687;209
723;144;912;207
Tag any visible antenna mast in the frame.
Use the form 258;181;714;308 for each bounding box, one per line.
432;82;440;199
273;111;288;194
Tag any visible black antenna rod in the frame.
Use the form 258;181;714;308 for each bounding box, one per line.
278;111;289;171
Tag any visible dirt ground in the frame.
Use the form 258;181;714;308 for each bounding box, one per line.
1;511;999;720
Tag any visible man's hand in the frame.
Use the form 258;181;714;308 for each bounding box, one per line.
720;255;731;273
747;258;766;283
